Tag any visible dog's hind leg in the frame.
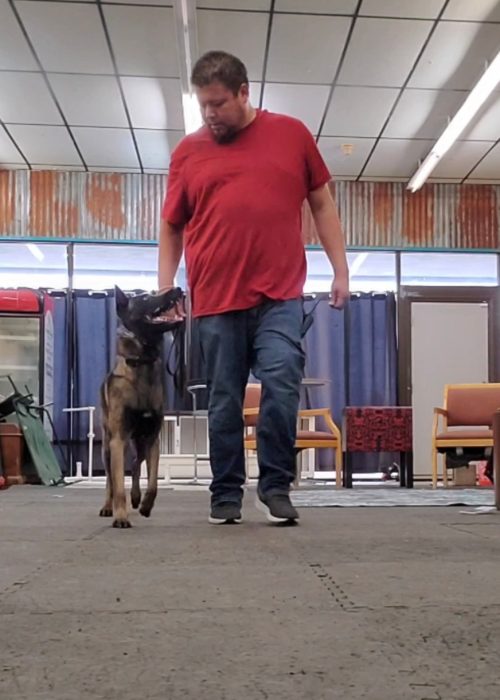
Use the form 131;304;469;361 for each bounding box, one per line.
130;439;145;510
99;430;113;517
110;435;131;528
139;437;160;518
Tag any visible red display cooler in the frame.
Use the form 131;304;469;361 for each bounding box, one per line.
0;289;54;427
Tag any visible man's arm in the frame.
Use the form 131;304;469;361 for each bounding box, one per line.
307;183;349;309
158;218;184;291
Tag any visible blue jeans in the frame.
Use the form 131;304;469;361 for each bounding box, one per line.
197;298;305;506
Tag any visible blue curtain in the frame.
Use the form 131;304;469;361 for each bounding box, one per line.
302;299;346;427
303;293;398;472
73;292;117;442
348;293;397;406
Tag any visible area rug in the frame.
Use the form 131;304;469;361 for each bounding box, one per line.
291;487;495;508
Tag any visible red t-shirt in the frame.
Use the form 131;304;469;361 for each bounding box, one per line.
162;109;331;317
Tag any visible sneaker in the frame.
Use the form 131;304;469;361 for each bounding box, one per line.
208;501;242;524
255;492;299;524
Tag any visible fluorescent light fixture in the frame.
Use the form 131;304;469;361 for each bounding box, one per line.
407;49;500;192
182;93;203;135
26;243;44;262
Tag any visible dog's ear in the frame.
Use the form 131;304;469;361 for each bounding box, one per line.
114;286;129;313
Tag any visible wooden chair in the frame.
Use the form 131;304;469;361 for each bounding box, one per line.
243;383;343;488
432;383;500;488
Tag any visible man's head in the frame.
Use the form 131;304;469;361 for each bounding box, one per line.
191;51;252;143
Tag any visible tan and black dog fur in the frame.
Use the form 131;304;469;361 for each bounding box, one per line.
99;286;183;528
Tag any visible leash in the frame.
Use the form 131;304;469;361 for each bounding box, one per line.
165;324;185;393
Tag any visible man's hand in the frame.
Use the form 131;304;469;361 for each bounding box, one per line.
155;287;187;323
330;275;349;309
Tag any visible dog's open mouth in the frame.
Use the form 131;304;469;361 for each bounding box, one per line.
147;293;185;325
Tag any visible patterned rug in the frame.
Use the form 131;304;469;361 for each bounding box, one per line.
291;487;496;508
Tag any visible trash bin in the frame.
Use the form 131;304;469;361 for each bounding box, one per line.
0;423;25;486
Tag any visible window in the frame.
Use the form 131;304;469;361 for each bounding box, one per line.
0;242;68;288
305;249;396;293
401;252;498;286
73;244;186;291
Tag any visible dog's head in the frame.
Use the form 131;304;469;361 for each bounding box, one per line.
115;286;184;343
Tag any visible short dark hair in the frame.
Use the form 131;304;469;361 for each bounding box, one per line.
191;51;248;95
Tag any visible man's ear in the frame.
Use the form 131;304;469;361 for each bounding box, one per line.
114;286;129;313
239;83;250;101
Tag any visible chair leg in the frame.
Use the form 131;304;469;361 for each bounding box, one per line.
432;445;438;488
336;444;342;489
442;453;448;487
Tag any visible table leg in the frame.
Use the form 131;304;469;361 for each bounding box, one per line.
343;451;353;488
399;452;407;488
406;452;414;489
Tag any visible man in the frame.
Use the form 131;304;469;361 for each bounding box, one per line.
159;51;349;525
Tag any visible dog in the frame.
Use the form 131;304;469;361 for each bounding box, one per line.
99;285;184;528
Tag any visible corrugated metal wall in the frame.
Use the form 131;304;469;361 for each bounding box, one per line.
1;170;499;249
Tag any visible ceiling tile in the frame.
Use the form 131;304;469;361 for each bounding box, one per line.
15;1;113;73
103;5;179;77
30;163;86;172
105;1;173;5
197;10;268;81
48;74;128;127
363;138;434;177
0;1;38;70
121;77;184;129
322;86;398;137
87;166;142;173
383;88;466;139
197;0;271;8
249;82;262;105
338;18;432;86
72;127;139;168
465;142;500;180
134;129;184;169
0;128;26;165
409;22;500;89
266;14;351;83
431;140;494;178
262;83;330;134
0;72;62;125
275;0;357;12
7;124;82;166
461;91;500;141
0;162;29;170
318;137;376;177
359;0;444;18
443;0;500;21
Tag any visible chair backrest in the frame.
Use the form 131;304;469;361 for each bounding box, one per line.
244;383;261;427
445;383;500;427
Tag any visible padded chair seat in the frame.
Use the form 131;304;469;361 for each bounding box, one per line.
436;429;493;441
296;430;338;441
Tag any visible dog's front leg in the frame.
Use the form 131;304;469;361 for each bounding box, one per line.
110;436;131;528
139;438;159;518
99;436;113;517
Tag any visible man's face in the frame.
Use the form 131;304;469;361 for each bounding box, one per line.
195;81;249;143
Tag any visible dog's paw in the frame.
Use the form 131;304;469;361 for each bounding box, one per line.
139;493;155;518
131;492;141;510
112;518;132;529
99;507;113;517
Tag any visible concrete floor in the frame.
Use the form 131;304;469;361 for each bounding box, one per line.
1;485;500;700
